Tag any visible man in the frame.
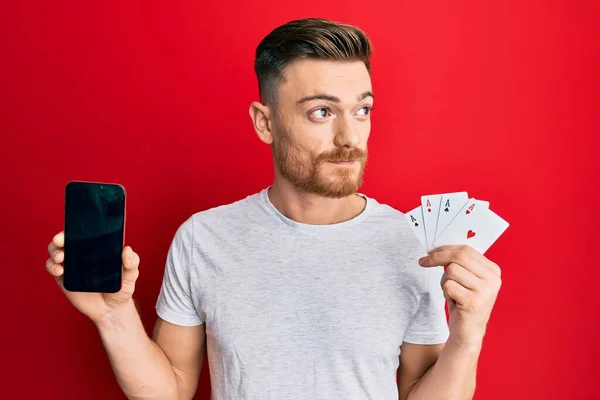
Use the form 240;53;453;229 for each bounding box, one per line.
45;17;502;400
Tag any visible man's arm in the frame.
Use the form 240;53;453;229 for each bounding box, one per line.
407;244;503;399
97;300;206;400
398;340;480;400
397;342;444;400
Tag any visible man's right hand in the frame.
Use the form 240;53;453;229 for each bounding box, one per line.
45;231;141;325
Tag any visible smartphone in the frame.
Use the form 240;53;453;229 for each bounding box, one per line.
63;181;126;293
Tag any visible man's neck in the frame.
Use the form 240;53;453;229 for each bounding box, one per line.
267;181;366;225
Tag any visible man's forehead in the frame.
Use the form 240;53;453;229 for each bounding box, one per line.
280;59;372;103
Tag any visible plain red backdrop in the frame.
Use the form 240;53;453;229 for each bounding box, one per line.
2;0;599;399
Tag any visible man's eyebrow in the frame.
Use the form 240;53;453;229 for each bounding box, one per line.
296;91;374;104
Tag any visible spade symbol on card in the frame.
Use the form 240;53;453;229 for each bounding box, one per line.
467;230;476;239
405;205;427;253
409;215;419;227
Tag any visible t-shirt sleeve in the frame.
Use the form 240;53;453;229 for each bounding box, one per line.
403;263;449;344
155;217;204;326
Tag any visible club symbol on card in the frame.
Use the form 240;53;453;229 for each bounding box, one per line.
444;207;449;212
467;230;476;239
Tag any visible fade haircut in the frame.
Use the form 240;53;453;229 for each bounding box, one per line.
253;18;374;110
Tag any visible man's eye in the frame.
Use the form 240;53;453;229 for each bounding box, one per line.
357;105;373;116
310;107;330;119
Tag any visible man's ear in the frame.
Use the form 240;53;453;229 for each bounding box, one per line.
249;101;274;144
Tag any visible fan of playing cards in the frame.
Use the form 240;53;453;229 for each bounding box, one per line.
405;191;510;255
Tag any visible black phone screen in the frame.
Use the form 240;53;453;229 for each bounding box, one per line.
63;181;126;293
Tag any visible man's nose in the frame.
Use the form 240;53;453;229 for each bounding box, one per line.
334;117;361;148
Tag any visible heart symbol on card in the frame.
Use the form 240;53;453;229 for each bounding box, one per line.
467;230;476;239
466;209;471;214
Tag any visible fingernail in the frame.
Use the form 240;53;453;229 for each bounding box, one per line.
418;257;426;265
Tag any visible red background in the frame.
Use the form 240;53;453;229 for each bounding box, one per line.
2;1;599;399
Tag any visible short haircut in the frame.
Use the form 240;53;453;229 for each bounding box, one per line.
253;18;374;109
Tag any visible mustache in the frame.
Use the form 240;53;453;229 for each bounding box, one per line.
317;148;368;163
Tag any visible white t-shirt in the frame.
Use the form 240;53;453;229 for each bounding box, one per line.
156;187;449;399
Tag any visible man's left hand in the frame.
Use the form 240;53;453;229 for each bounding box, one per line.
418;245;502;349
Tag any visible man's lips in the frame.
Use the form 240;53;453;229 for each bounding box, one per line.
328;160;357;165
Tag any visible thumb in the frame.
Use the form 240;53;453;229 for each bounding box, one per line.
121;246;140;282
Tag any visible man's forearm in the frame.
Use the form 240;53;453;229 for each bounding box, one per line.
96;300;179;400
407;338;482;400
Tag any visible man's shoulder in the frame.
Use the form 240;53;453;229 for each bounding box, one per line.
195;193;258;219
365;194;409;223
177;190;263;235
364;194;425;253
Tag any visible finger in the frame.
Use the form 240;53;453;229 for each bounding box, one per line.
47;242;57;257
441;262;480;291
122;246;139;270
52;232;64;248
444;288;457;312
45;258;64;277
420;248;491;280
51;249;64;264
429;245;499;276
442;284;454;302
443;279;471;307
47;232;64;256
121;247;140;288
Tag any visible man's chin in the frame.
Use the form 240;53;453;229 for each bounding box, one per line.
280;162;365;198
309;177;363;198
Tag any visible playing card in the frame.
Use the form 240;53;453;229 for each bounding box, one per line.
432;201;509;254
433;192;469;241
422;192;471;252
432;198;489;248
405;205;427;253
421;194;444;252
